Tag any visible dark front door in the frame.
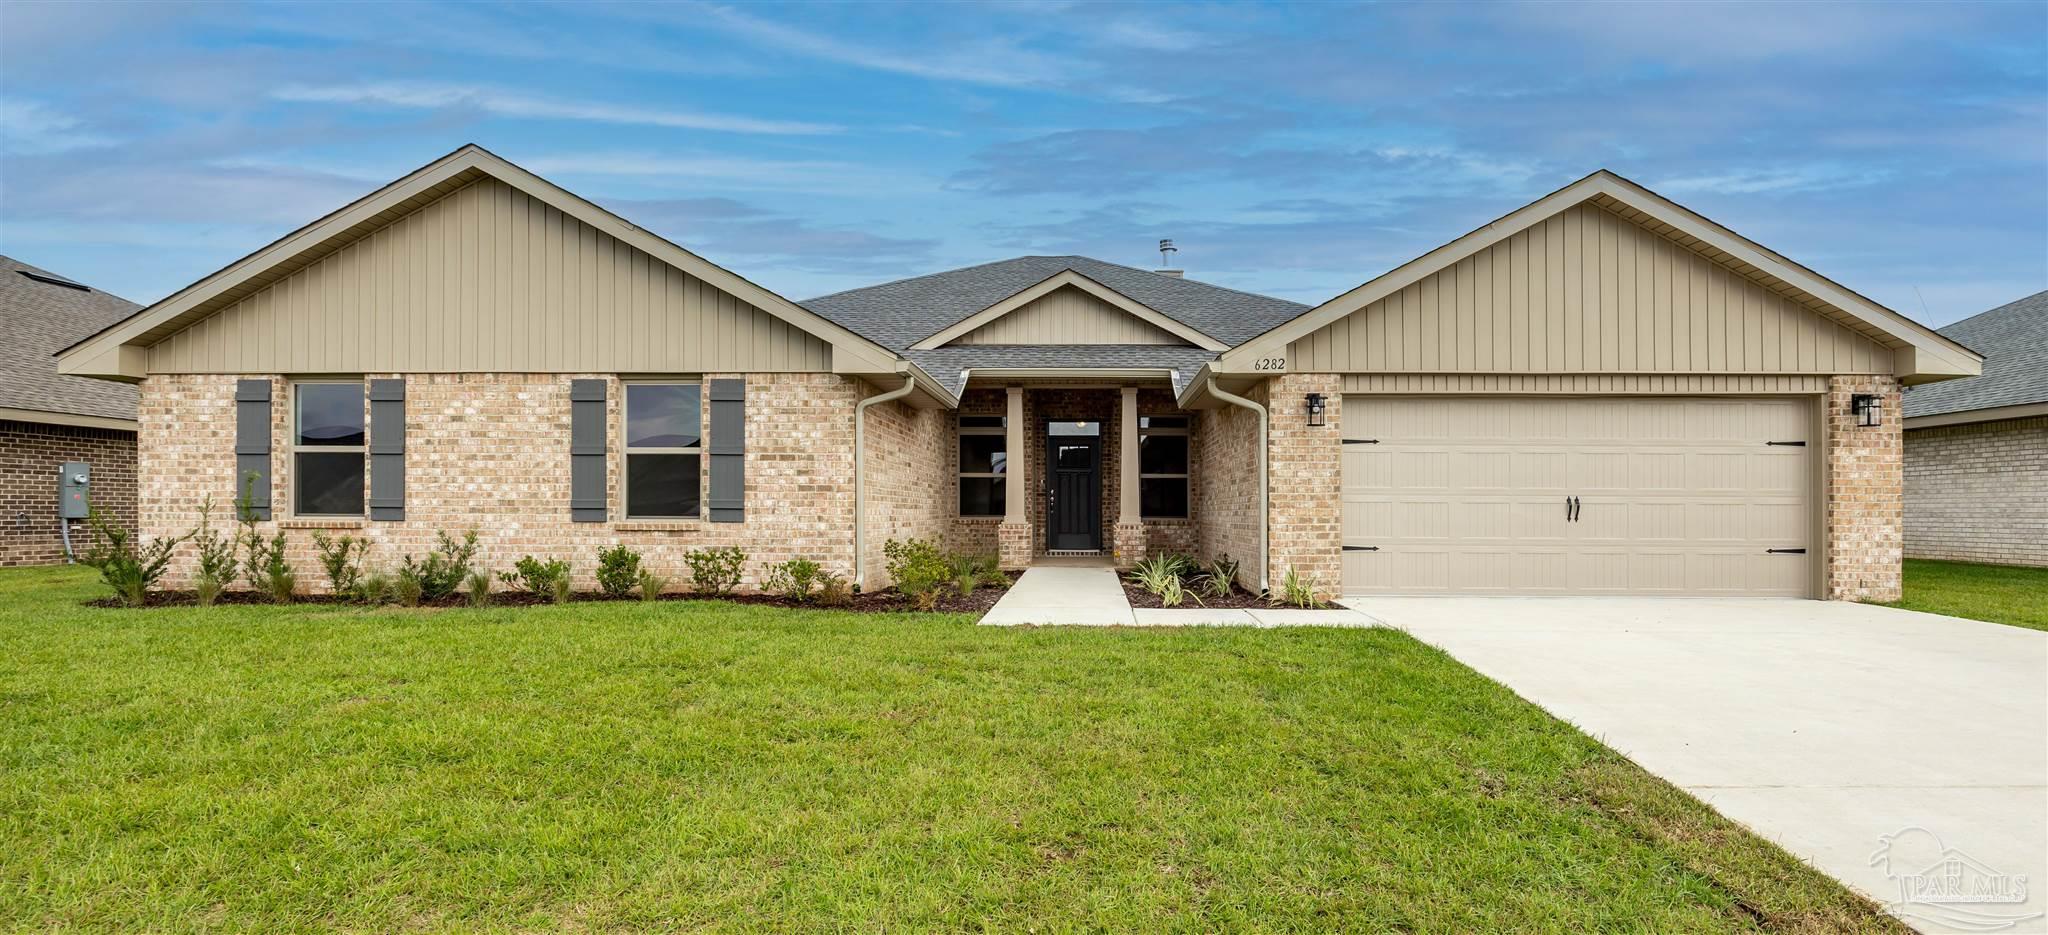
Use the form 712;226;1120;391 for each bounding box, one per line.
1046;421;1102;551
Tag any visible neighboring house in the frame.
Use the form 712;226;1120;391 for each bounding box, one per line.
1902;290;2047;567
1;256;142;566
55;145;1980;601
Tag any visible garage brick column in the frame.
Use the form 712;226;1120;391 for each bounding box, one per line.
998;385;1032;569
1265;373;1343;600
1824;375;1904;602
1113;385;1147;567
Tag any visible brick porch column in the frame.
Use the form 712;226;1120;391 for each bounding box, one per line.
998;385;1032;569
1824;375;1903;601
1113;385;1147;567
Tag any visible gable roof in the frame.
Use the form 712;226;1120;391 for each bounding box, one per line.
1209;169;1982;385
910;269;1228;351
903;345;1221;396
1904;289;2048;425
1;255;140;428
55;144;944;400
801;255;1308;350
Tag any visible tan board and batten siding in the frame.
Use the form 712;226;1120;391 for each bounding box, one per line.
1289;203;1893;376
951;285;1187;346
149;177;831;374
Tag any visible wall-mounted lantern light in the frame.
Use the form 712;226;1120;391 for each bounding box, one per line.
1305;393;1327;427
1850;393;1882;428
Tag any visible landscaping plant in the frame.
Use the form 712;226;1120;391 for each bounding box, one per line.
242;530;295;603
502;556;573;603
1199;554;1241;599
465;570;494;608
392;567;425;607
311;530;366;597
357;569;394;605
398;530;478;603
79;509;193;607
1126;554;1196;607
1275;566;1327;609
948;552;1000;597
684;546;746;597
635;570;669;602
816;572;851;607
595;545;642;598
190;495;239;607
883;538;950;611
765;558;825;603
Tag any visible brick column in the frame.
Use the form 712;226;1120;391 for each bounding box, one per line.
998;386;1032;569
1824;375;1903;602
1265;374;1343;600
1112;385;1147;567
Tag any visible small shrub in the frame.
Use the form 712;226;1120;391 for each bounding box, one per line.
884;538;949;611
636;570;669;601
1128;554;1200;608
243;530;295;603
311;530;366;597
765;557;824;602
358;569;394;605
79;509;193;607
1274;566;1327;609
501;555;572;603
191;496;239;607
465;570;494;608
596;545;642;598
817;572;851;607
399;530;478;603
1199;554;1241;599
684;546;746;597
392;568;425;607
948;552;1000;597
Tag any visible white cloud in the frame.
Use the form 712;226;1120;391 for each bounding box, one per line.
271;82;840;135
1652;166;1894;196
520;152;936;195
691;3;1074;88
0;98;119;154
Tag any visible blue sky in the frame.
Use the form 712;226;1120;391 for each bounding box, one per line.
1;1;2042;325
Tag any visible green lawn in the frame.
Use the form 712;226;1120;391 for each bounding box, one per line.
2;566;1899;933
1888;558;2048;632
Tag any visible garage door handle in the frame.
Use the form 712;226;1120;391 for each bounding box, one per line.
1765;548;1807;554
1343;546;1379;552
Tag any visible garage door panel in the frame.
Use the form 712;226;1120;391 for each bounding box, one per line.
1342;396;1815;597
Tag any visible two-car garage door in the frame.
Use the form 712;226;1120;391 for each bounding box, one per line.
1340;396;1816;596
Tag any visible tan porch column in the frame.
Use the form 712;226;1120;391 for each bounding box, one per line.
1113;385;1148;566
998;386;1032;568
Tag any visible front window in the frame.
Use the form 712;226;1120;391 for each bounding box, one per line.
624;382;702;518
293;381;366;516
958;415;1006;516
1138;415;1189;518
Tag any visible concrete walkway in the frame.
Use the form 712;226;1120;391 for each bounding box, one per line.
1350;596;2048;934
982;567;1379;627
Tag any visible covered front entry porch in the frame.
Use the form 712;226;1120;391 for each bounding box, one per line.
948;380;1198;569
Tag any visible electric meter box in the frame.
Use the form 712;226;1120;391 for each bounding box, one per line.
58;462;91;519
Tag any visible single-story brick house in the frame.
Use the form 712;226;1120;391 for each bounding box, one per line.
56;145;1981;600
1903;290;2045;567
2;256;141;566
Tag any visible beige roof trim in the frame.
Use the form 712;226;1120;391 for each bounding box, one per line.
58;144;906;380
1905;400;2048;430
910;269;1228;351
1216;170;1982;383
0;406;137;431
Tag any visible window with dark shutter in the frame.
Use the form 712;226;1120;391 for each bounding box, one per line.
570;379;608;523
623;382;701;519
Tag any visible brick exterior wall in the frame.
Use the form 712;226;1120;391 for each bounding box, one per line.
1905;415;2048;567
139;372;896;593
859;392;952;591
1196;386;1262;591
1;420;137;566
1264;374;1343;599
1824;375;1905;601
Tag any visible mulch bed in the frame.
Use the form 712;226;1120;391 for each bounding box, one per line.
1121;580;1269;609
84;573;1018;614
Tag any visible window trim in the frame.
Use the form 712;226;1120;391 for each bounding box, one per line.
1138;416;1190;519
620;379;705;521
957;415;1008;518
290;379;367;518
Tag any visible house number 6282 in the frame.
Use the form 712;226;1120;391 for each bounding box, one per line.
1254;357;1286;371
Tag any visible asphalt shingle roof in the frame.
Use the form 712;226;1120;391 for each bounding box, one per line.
801;256;1308;350
902;345;1221;397
0;255;140;423
1904;289;2048;419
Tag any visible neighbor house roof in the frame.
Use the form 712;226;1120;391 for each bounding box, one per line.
802;255;1309;350
1;255;140;429
1904;289;2048;426
902;345;1221;396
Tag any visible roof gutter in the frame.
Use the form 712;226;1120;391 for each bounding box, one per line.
1205;377;1268;595
853;372;917;592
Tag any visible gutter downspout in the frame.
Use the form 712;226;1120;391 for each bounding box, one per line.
1206;378;1268;595
854;373;917;592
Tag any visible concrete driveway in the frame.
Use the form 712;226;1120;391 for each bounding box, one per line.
1345;597;2048;934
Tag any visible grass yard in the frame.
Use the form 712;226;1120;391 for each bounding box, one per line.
2;565;1900;933
1888;558;2048;632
